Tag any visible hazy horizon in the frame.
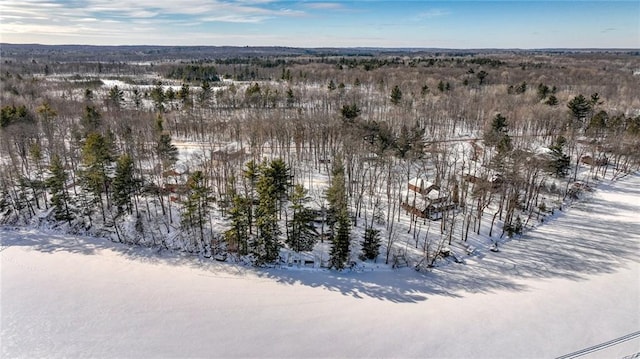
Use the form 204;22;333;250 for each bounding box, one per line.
2;43;639;50
1;1;638;49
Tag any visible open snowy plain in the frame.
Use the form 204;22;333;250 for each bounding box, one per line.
2;174;639;358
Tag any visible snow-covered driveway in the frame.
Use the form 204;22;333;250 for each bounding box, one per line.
2;174;639;358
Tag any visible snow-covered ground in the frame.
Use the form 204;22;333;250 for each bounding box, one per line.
1;174;639;358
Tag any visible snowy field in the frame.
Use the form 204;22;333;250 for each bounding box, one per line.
2;174;639;358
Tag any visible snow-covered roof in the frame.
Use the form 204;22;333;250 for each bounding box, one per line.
425;189;444;201
408;177;435;191
403;188;447;209
403;190;429;210
408;177;428;188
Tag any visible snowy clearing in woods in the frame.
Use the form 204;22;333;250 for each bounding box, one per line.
1;174;639;358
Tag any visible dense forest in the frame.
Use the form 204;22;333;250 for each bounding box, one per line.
1;46;639;270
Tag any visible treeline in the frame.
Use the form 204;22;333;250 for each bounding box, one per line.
1;51;639;268
0;99;363;267
164;65;220;82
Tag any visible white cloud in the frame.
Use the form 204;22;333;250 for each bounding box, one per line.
0;0;315;45
304;2;346;10
0;0;308;36
416;8;450;19
202;15;270;23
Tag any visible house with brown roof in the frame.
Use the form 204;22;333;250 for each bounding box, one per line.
402;178;455;220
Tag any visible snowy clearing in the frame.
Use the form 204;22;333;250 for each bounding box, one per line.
2;174;639;358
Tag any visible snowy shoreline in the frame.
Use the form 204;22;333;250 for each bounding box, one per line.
2;173;639;358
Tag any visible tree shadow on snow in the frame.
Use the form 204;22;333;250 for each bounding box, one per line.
2;174;638;303
258;174;640;302
0;229;108;256
451;175;640;287
257;262;531;303
0;227;256;279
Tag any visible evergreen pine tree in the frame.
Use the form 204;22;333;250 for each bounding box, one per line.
84;88;94;102
150;82;165;112
515;81;527;94
152;116;179;219
390;85;402;105
225;192;250;255
112;154;137;215
287;184;317;252
421;84;429;96
255;162;281;263
326;156;350;269
199;80;212;106
548;136;571;178
248;158;292;262
360;228;381;261
286;88;295;107
484;113;512;154
340;103;361;121
107;86;124;109
567;94;593;128
545;94;559;106
537;83;550;100
330;208;351;269
327;79;336;91
81;105;101;134
47;154;73;224
326;156;347;233
165;87;176;101
243;160;259;235
157;133;178;168
28;142;46;209
269;158;291;217
79;132;113;222
177;83;190;105
504;216;523;237
252;160;291;263
181;171;212;255
476;70;488;85
155;117;178;170
132;89;142;109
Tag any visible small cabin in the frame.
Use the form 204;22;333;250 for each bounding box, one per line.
283;252;316;267
403;178;454;220
463;173;503;190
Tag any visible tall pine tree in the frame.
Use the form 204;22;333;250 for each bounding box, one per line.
243;160;259;235
112;154;138;215
254;161;282;263
326;156;350;269
47;154;73;224
269;158;291;218
390;85;402;105
360;228;381;261
225;192;250;255
79;132;113;222
330;208;351;270
155;116;178;219
181;171;212;255
548;136;571;178
286;184;317;252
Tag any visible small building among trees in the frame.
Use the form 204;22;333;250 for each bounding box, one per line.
402;178;455;220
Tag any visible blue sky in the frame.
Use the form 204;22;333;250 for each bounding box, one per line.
1;1;638;48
